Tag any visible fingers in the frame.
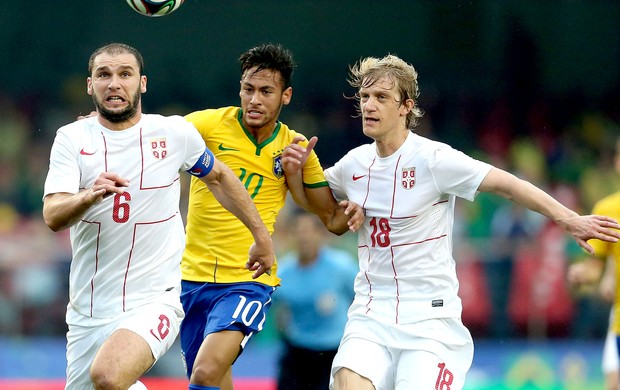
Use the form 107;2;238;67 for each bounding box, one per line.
290;135;306;144
577;239;594;255
253;266;271;279
340;200;365;232
92;172;130;198
88;187;107;204
284;136;316;168
245;261;272;279
306;136;318;153
98;172;130;188
284;144;307;158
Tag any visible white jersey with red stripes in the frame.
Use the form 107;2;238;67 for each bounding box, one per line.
324;131;492;324
44;114;206;319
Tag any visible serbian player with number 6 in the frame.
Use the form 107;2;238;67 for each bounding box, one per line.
42;43;274;390
283;54;620;390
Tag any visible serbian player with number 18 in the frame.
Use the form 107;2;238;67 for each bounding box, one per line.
42;43;273;390
283;55;620;390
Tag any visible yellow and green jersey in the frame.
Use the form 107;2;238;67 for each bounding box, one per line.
589;192;620;333
181;106;328;286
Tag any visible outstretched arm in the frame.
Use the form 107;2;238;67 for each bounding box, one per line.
283;136;364;234
478;167;620;254
199;158;275;278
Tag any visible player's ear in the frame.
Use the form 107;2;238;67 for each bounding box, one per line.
87;77;94;96
141;75;147;93
282;87;292;106
400;98;414;116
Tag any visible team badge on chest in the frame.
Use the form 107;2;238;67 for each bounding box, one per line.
401;167;415;189
150;137;167;160
273;154;283;178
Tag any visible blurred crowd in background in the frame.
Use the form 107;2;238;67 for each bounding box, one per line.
1;1;620;348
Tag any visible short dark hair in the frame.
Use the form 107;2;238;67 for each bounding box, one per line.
88;43;144;75
239;43;295;90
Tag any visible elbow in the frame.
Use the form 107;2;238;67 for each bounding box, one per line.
43;211;66;232
324;220;347;236
330;229;346;236
44;218;63;232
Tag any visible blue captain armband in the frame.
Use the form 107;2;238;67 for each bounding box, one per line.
187;148;215;178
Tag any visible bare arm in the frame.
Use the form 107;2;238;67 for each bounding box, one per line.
283;136;363;234
43;172;129;232
199;158;275;278
283;136;316;213
304;186;363;234
478;167;620;254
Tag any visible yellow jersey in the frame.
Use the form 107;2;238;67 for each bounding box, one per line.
181;107;328;286
589;192;620;333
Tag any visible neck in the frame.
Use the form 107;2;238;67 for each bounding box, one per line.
375;129;409;157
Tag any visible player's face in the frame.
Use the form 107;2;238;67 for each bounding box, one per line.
239;67;292;134
87;53;146;125
293;215;324;263
359;76;412;142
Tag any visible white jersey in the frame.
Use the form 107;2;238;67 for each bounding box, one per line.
325;132;492;324
44;114;206;320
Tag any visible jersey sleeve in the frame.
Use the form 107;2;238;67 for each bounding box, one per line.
430;145;493;201
43;126;81;198
289;131;329;188
180;118;211;173
324;160;347;202
301;149;329;188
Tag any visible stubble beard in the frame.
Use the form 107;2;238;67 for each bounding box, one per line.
93;90;141;124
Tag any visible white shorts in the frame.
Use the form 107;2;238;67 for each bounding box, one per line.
65;301;183;390
330;315;473;390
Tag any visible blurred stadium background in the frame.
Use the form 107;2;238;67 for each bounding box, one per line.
1;1;620;389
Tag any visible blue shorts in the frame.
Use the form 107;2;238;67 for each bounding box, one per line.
180;280;275;377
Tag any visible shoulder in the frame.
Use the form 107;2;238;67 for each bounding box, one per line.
143;114;195;133
143;113;186;124
272;122;308;145
410;133;454;155
54;117;96;142
339;143;375;162
185;106;238;123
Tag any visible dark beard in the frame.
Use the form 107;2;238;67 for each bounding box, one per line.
92;91;141;124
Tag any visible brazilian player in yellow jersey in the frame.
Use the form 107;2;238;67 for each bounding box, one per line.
568;136;620;390
180;44;362;390
183;106;326;285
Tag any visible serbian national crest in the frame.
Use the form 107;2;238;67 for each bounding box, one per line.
273;154;283;178
401;167;415;189
150;137;167;159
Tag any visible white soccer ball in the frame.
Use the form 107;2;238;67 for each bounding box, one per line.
128;380;148;390
125;0;185;17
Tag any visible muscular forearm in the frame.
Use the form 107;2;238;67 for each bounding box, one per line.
306;186;352;235
43;190;98;231
286;170;315;213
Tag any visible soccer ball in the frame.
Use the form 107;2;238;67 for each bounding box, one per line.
128;381;148;390
125;0;185;17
